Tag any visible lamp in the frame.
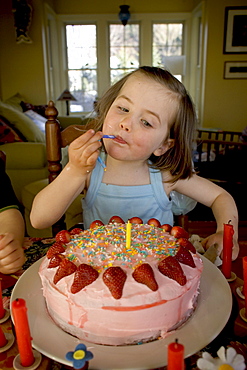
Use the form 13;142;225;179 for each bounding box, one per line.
57;89;77;116
118;5;130;26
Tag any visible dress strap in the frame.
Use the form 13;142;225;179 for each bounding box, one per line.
85;155;105;209
149;167;172;212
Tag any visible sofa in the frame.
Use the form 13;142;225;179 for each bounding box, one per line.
0;93;89;237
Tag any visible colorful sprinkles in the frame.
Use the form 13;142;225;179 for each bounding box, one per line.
65;224;179;272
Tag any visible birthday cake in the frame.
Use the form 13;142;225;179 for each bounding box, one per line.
39;217;203;346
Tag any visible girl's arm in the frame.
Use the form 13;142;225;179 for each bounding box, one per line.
0;208;26;273
167;174;239;259
30;130;103;229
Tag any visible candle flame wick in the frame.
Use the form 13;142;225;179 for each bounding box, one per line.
228;220;232;224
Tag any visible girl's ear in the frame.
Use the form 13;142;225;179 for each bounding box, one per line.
153;139;174;157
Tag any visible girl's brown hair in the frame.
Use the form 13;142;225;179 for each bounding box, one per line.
94;66;197;182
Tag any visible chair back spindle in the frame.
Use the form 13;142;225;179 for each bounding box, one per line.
44;101;95;235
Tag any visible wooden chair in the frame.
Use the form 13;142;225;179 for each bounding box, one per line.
45;101;95;235
194;129;246;176
179;129;247;238
197;128;243;142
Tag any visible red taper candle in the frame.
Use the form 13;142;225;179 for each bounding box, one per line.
243;256;247;315
221;222;234;279
12;298;34;367
0;280;5;319
168;339;184;370
0;325;7;347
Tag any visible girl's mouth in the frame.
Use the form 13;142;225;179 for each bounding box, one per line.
113;136;127;144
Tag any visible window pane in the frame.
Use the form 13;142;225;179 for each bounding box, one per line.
66;24;97;113
68;70;97;113
153;23;183;79
153;23;183;63
110;46;139;68
110;68;134;85
66;25;97;69
110;24;139;84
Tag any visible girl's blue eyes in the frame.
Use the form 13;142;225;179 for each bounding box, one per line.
117;106;152;127
118;106;129;112
141;119;152;127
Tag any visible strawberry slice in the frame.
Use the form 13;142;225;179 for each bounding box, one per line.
175;246;195;268
160;223;172;232
55;230;71;244
48;253;65;268
177;238;196;253
158;256;187;286
147;218;161;227
71;264;99;294
90;220;104;229
53;259;77;284
103;266;127;299
132;263;158;291
47;242;65;259
128;217;143;224
170;226;189;239
70;227;83;235
108;216;125;224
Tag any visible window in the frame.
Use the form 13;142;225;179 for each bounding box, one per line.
152;23;184;80
66;24;97;113
55;14;190;115
109;24;140;84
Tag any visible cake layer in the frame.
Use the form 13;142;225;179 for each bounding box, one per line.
39;223;203;346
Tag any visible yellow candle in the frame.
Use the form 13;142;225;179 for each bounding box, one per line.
126;221;132;249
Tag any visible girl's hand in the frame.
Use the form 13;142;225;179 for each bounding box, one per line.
201;232;239;261
68;130;103;176
0;234;26;274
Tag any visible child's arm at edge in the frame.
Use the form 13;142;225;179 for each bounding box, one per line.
166;174;239;260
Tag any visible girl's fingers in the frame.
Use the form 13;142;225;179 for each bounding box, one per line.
70;130;102;150
86;150;100;167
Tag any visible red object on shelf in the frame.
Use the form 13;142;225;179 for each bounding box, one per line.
222;222;234;279
243;256;247;314
168;339;184;370
0;325;7;347
12;298;34;367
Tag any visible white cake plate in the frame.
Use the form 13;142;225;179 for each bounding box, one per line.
10;256;232;370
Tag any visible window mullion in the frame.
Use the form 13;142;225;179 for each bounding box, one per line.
140;18;152;66
97;19;110;98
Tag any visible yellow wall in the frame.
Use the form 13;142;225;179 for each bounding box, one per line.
202;0;247;131
52;0;200;14
0;0;47;104
0;0;246;131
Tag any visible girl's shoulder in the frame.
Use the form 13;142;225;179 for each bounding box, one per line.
160;168;174;183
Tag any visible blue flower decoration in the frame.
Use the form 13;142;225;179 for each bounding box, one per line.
66;343;94;369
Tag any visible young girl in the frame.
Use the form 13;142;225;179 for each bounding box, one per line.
30;66;239;260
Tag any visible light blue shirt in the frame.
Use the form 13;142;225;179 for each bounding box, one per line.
82;155;173;229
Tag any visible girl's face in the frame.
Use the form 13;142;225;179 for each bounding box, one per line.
102;73;178;163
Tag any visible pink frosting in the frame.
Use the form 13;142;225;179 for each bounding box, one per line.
39;224;203;345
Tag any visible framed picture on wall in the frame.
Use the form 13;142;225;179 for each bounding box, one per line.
224;61;247;79
223;6;247;54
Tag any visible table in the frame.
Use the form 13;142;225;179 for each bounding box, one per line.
0;237;246;370
0;237;54;370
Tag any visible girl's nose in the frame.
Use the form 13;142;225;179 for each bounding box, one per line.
120;120;131;132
